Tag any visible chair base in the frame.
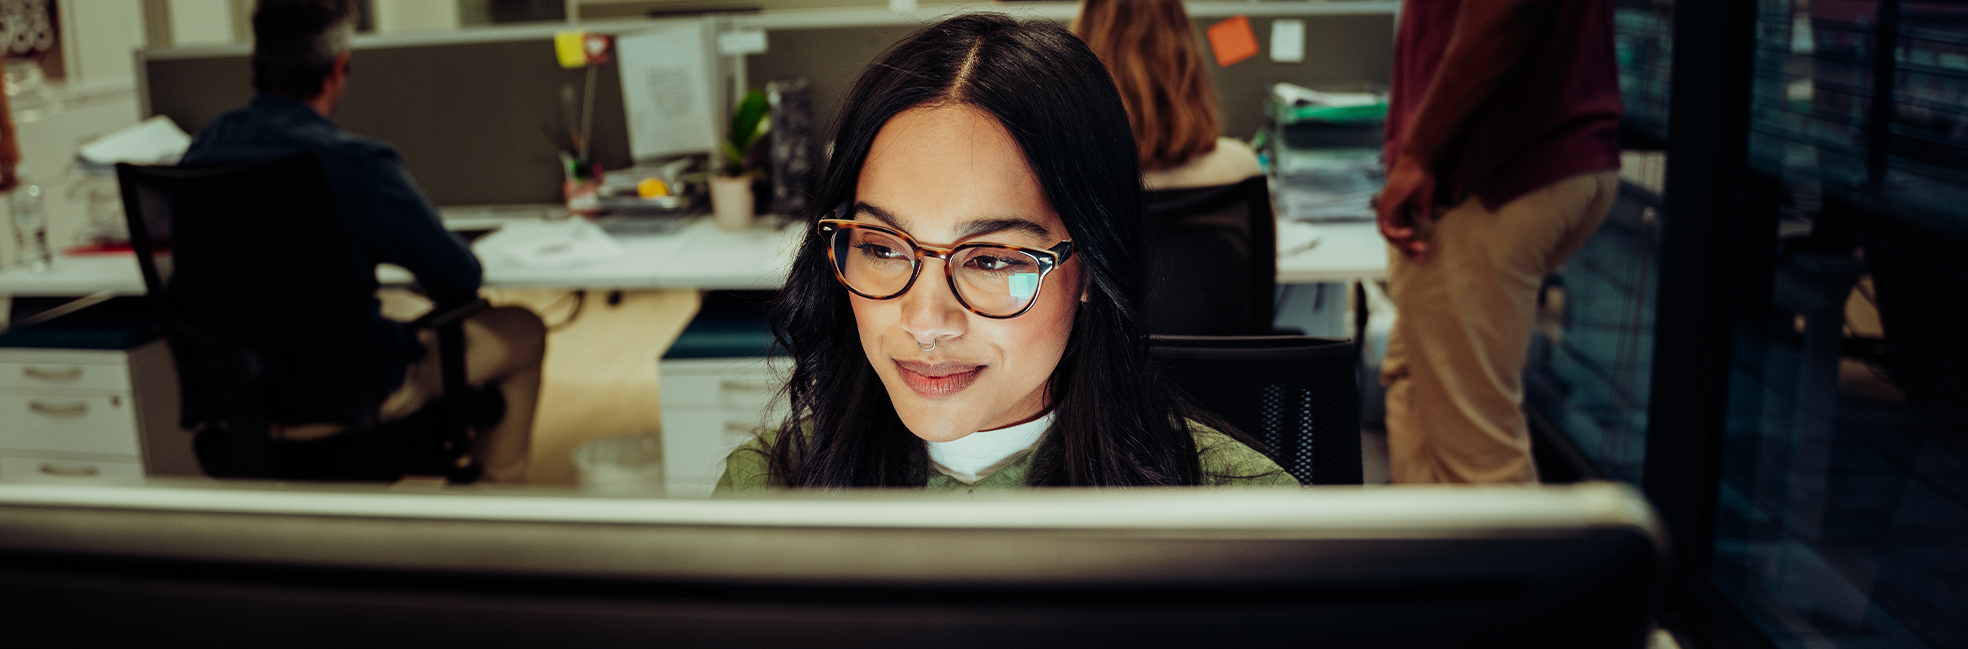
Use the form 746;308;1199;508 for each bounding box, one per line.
192;386;504;483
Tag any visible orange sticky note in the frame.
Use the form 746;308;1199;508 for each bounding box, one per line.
1206;15;1260;68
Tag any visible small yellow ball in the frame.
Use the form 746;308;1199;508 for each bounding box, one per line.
636;177;670;198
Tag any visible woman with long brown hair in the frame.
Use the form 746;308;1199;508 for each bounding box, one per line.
1075;0;1261;189
1076;0;1270;335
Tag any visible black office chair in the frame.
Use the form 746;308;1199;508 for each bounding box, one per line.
1151;335;1362;485
117;152;488;482
1142;175;1278;335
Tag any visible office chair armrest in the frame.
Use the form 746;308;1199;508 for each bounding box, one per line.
409;296;490;484
410;298;489;330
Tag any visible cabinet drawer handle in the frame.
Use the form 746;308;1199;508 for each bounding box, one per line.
718;380;774;393
21;366;84;382
721;422;755;434
27;400;90;417
39;463;101;478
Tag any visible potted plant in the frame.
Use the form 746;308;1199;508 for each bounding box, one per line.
710;89;770;231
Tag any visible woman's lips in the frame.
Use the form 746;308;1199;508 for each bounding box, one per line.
894;360;984;398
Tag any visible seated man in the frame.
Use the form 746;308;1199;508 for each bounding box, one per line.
182;0;544;482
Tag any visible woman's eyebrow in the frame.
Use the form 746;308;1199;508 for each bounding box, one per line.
855;201;1057;242
853;202;907;230
956;218;1054;242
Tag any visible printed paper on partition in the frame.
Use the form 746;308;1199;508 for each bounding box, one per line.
617;20;720;161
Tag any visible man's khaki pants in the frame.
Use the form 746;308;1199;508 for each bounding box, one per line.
273;303;546;483
1381;171;1619;484
380;306;546;483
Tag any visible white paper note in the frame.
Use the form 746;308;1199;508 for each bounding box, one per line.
617;20;720;160
1271;19;1305;63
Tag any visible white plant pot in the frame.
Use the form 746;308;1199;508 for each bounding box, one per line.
709;175;755;232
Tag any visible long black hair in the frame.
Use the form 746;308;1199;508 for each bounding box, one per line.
763;13;1224;487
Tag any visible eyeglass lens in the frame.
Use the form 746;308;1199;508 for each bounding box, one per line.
833;227;1046;316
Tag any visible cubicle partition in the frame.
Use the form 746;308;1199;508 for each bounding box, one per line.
136;3;1394;207
141;28;641;207
745;12;1395;147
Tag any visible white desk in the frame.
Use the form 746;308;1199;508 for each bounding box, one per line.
1276;221;1387;284
0;253;145;297
0;212;804;298
464;215;800;292
0;211;1386;492
0;216;1383;298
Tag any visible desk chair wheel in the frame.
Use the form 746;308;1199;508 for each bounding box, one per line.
461;384;506;431
445;462;483;484
189;384;504;483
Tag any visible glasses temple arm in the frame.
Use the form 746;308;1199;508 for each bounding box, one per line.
1050;241;1074;263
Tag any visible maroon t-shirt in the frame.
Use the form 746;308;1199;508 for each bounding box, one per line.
1384;0;1623;211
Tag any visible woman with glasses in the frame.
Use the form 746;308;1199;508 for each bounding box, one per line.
714;14;1294;491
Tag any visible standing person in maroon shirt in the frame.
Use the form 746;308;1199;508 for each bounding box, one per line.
1;75;17;191
1375;0;1623;483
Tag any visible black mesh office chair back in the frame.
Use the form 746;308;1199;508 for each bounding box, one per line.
1151;335;1363;484
1142;175;1278;335
117;152;480;481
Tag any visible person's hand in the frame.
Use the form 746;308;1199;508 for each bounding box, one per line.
0;155;17;193
1376;155;1436;263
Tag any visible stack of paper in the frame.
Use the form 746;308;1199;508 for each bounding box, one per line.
1267;84;1386;223
472;217;625;270
1275;149;1381;222
76;116;192;169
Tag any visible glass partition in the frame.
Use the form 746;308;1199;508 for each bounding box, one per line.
1708;1;1968;647
1522;0;1672;485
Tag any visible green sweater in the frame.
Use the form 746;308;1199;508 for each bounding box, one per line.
713;425;1300;495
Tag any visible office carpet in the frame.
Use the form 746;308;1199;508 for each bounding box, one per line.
484;288;699;485
383;287;700;486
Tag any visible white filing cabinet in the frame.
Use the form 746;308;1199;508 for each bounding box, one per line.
0;340;197;483
657;355;789;498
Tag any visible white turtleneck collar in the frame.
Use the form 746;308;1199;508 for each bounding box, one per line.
926;411;1054;484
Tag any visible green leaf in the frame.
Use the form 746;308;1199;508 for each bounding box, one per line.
730;89;770;154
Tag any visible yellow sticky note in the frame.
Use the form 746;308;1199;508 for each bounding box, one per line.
554;31;588;69
1206;16;1259;68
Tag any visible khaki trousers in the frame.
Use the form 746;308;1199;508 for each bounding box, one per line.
1381;171;1619;484
275;304;546;483
379;306;546;483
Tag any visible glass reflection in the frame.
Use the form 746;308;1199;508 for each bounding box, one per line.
1711;2;1968;647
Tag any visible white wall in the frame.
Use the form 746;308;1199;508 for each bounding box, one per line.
167;0;235;45
61;0;149;88
3;2;148;267
372;0;463;32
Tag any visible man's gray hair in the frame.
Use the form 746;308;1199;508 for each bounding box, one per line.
250;0;359;99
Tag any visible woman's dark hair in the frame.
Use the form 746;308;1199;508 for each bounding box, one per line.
251;0;358;99
761;13;1238;487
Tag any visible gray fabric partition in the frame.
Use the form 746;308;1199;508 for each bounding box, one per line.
139;13;1388;206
